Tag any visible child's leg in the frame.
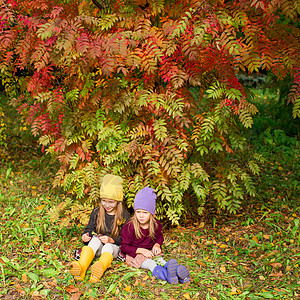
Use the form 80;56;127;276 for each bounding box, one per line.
70;245;95;281
141;259;157;272
143;258;177;284
69;236;102;281
88;236;104;256
89;243;119;282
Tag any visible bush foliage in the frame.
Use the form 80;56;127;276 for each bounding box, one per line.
0;0;299;224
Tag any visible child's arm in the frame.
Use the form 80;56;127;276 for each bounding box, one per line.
152;243;161;255
82;233;91;243
82;208;98;240
136;247;154;258
120;222;140;257
99;235;114;244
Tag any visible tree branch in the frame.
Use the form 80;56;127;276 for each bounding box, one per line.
91;0;105;10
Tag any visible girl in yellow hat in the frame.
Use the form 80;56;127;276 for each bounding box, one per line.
70;174;130;282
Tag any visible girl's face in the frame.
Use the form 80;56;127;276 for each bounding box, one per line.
135;209;151;225
101;198;118;214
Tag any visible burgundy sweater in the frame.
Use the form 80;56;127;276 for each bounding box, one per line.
120;219;164;258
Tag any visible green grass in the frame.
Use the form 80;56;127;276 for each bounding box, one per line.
0;90;300;299
1;139;300;300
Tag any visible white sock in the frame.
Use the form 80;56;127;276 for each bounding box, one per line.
141;259;157;273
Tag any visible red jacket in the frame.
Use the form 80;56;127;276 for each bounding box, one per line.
120;219;164;258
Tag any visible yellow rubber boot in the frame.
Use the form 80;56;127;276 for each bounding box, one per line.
70;246;95;281
90;252;113;283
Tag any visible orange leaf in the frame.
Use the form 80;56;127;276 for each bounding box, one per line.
220;266;226;273
270;271;284;277
21;273;27;283
32;237;40;245
65;285;79;293
70;292;82;300
124;285;131;292
269;262;282;268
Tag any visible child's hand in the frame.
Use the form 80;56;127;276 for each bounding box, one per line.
82;233;91;243
152;243;161;255
136;248;153;258
99;235;114;244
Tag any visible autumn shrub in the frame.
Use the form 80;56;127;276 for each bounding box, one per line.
0;0;300;224
0;95;7;147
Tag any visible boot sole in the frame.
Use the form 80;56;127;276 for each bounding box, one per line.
70;261;82;276
90;261;104;283
176;265;190;283
166;259;178;284
70;261;83;280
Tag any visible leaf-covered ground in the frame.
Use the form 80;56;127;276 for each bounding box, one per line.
0;94;300;299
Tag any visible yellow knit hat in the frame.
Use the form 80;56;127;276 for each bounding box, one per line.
100;174;123;201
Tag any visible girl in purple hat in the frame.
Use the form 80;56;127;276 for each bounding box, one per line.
120;187;190;284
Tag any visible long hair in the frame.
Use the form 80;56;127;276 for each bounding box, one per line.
96;201;124;237
131;213;158;240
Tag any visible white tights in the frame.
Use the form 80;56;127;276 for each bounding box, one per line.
88;236;120;258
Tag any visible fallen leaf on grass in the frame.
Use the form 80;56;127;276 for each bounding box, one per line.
21;273;27;282
230;287;241;295
124;285;131;292
269;262;282;268
65;285;79;293
270;271;284;277
220;266;226;273
183;293;190;299
32;237;40;245
259;275;265;280
70;292;83;300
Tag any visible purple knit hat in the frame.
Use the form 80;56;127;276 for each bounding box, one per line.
134;187;157;215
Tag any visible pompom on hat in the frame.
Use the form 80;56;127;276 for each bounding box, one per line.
134;187;157;215
100;174;123;201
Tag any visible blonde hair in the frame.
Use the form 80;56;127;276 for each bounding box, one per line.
96;201;124;237
131;212;158;240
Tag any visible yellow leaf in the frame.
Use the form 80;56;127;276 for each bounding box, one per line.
21;273;27;283
263;234;270;239
286;266;292;272
124;286;131;292
143;275;149;281
36;205;45;210
252;236;259;243
183;293;190;299
259;275;265;280
220;244;227;248
33;237;40;245
199;222;205;228
230;287;238;295
220;266;226;273
278;166;283;171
